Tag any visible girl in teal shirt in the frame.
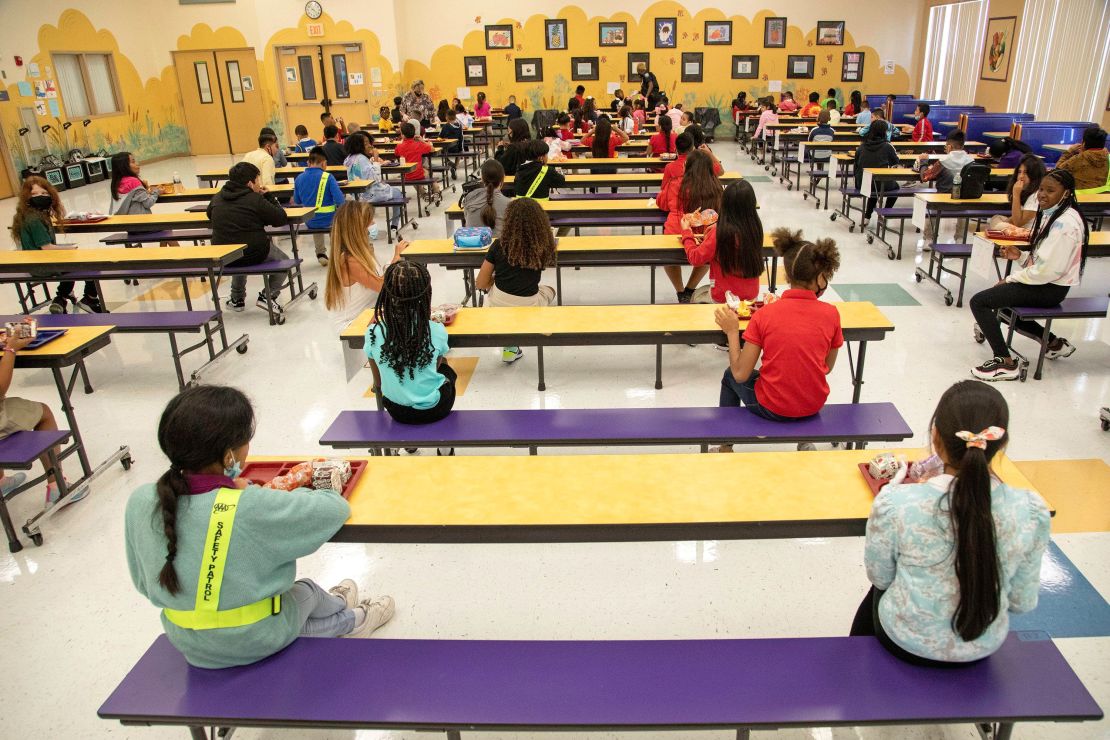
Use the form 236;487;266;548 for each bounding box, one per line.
125;386;394;668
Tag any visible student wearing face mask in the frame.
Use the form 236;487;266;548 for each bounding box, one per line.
9;177;103;314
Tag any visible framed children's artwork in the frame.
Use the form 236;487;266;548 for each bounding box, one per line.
485;25;514;50
681;52;704;83
732;55;759;80
599;22;627;47
464;56;488;87
787;55;814;79
980;16;1017;82
704;21;732;46
571;56;599;81
545;19;568;51
816;21;845;46
515;58;543;83
655;18;677;49
628;53;650;83
841;51;864;82
764;17;787;48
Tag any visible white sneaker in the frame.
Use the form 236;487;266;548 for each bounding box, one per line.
1045;338;1076;360
317;254;329;266
328;579;359;610
972;356;1020;382
796;442;817;451
344;596;395;638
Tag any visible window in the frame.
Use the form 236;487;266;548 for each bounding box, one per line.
52;52;123;117
225;60;244;103
331;54;350;99
919;0;987;104
298;55;317;100
194;61;214;104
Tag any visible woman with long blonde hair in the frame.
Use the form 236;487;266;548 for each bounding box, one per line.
324;201;401;330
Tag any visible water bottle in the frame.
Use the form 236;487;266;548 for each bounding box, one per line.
952;172;962;200
910;454;945;481
172;171;182;193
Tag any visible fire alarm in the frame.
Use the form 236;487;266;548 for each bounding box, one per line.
14;56;23;66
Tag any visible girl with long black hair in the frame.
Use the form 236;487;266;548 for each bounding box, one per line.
681;179;764;304
970;169;1088;381
852;380;1050;664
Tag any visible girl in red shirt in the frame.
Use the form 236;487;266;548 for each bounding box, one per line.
681;179;764;304
714;228;843;449
581;116;629;160
656;146;723;302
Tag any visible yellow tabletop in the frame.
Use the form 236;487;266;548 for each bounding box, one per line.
337;449;1037;530
866;167;1014;177
0;244;244;267
976;231;1110;247
402;233;775;258
1044;144;1072;153
983;131;1011;138
61;208;317;229
502;171;742;186
17;325;114;359
918;192;1110;206
549;157;668;168
198;165;415;181
163;180;371;201
342;301;893;344
446;199;661;217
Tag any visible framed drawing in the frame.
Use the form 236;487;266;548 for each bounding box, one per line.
705;21;732;45
764;17;787;48
599;22;627;47
572;56;599;81
484;25;513;50
681;52;704;83
515;58;543;83
816;21;845;46
980;16;1016;82
628;52;650;83
841;51;864;82
655;17;677;48
464;56;487;87
787;55;814;79
732;55;759;80
545;19;568;50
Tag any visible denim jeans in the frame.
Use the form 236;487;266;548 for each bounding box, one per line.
968;281;1070;358
368;187;403;228
290;578;356;637
718;368;795;422
229;243;289;303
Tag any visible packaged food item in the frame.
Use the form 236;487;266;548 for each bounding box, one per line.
659;153;678;161
311;459;353;491
684;209;719;228
430;304;460;325
266;460;316;491
4;319;37;340
868;453;901;481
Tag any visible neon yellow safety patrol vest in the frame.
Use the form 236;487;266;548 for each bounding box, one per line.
523;165;549;201
1076;165;1110;196
162;488;281;630
314;170;337;214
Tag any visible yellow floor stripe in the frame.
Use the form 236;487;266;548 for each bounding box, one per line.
1014;459;1110;534
130;278;210;305
365;356;479;399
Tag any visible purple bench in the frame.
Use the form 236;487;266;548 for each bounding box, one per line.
0;429;72;552
869;207;917;260
551;192;647;200
914;243;973;307
98;632;1102;740
549;213;667;235
320;402;912;454
993;296;1110;380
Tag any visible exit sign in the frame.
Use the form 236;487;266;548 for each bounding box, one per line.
307;23;324;37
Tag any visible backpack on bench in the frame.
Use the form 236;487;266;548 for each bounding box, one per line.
954;161;991;200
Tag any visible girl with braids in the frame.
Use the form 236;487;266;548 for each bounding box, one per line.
714;228;842;451
852;381;1049;664
681;179;764;304
970;169;1088;381
365;261;456;426
461;159;512;235
657;144;724;301
125;385;394;669
475;198;558;363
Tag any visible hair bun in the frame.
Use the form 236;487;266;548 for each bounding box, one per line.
810;238;842;277
771;227;804;256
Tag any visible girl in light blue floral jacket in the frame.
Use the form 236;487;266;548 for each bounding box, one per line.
850;380;1050;665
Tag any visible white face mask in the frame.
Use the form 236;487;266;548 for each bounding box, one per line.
368;223;379;240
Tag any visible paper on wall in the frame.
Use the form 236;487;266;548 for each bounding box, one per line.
577;62;592;76
28;62;40;78
684;62;699;75
768;80;782;93
284;67;297;82
457;87;471;100
16;81;32;97
349;72;364;85
883;60;896;75
606;82;620;94
47;98;60;117
34;99;46;116
792;61;807;75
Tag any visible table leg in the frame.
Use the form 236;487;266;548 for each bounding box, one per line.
1034;318;1051;380
52;365;92;477
655;344;663;389
851;341;868;404
287;225;307;293
770;255;779;293
206;266;230;349
555;265;563;306
650;266;656;304
536;346;546;392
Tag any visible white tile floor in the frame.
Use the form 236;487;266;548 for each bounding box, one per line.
0;141;1107;739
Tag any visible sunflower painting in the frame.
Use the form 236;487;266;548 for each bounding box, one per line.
980;16;1016;82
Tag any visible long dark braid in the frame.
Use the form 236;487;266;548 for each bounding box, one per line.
478;159;504;229
1027;169;1089;275
154;385;256;595
371;261;434;380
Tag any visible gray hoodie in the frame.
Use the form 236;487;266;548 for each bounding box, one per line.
933;149;974;193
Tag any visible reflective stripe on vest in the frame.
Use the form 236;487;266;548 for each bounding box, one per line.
314;171;336;214
523;165;549;199
162;487;281;630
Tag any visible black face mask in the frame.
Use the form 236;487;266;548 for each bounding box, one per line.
29;195;53;211
815;276;829;298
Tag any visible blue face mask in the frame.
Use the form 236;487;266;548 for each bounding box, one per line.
224;455;241;480
368;223;379;240
1041;201;1062;217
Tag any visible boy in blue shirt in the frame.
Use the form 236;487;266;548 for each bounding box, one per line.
292;147;345;266
503;96;523;121
293;125;318;153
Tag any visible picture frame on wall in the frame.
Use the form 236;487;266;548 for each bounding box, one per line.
787;55;815;79
841;51;864;82
655;18;677;48
464;56;488;87
628;52;650;83
704;21;732;45
515;58;543;83
572;56;599;81
764;17;787;48
545;19;568;51
816;21;845;46
599;22;627;47
732;55;759;80
681;52;704;83
980;16;1017;82
484;25;514;50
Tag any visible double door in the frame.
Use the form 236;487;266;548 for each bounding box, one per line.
278;43;370;137
173;49;267;155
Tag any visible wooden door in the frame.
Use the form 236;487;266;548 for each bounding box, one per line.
322;43;371;131
173;50;231;155
278;45;325;143
213;49;267;154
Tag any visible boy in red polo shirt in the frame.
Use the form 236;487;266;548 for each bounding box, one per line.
393;121;440;200
909;103;933;142
714;227;843;451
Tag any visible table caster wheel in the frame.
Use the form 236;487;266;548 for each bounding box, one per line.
887;249;895;260
866;234;874;244
914;270;923;283
974;326;985;344
830;213;838;222
236;342;249;354
1019;365;1029;382
30;532;43;547
276;314;287;326
1101;419;1110;431
849;225;856;233
944;293;954;306
121;455;133;470
308;287;318;300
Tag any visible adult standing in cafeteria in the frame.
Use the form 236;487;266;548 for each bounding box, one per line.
399;80;436;131
638;63;661;109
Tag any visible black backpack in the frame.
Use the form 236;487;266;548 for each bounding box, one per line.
956;161;991;200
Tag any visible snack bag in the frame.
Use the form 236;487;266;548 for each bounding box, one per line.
868;453;901;481
311;459;353;491
685;209;719;228
430;304;460;325
266;460;316;491
4;319;37;340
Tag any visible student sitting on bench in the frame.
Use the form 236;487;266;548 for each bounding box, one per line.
851;380;1049;665
125;385;394;669
970;170;1088;381
292;146;345;266
714;228;842;452
325;201;396;332
1056;126;1108;191
989;153;1046;230
681;179;764;305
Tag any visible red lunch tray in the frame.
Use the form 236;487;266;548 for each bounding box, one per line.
241;459;368;499
857;463;922;497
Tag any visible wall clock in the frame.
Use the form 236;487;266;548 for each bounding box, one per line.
305;1;323;20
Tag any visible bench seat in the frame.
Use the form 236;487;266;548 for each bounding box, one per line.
914;243;974;307
98;632;1102;739
1002;296;1109;381
8;258;301;282
551;192;647;200
0;429;74;552
320;403;912;453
